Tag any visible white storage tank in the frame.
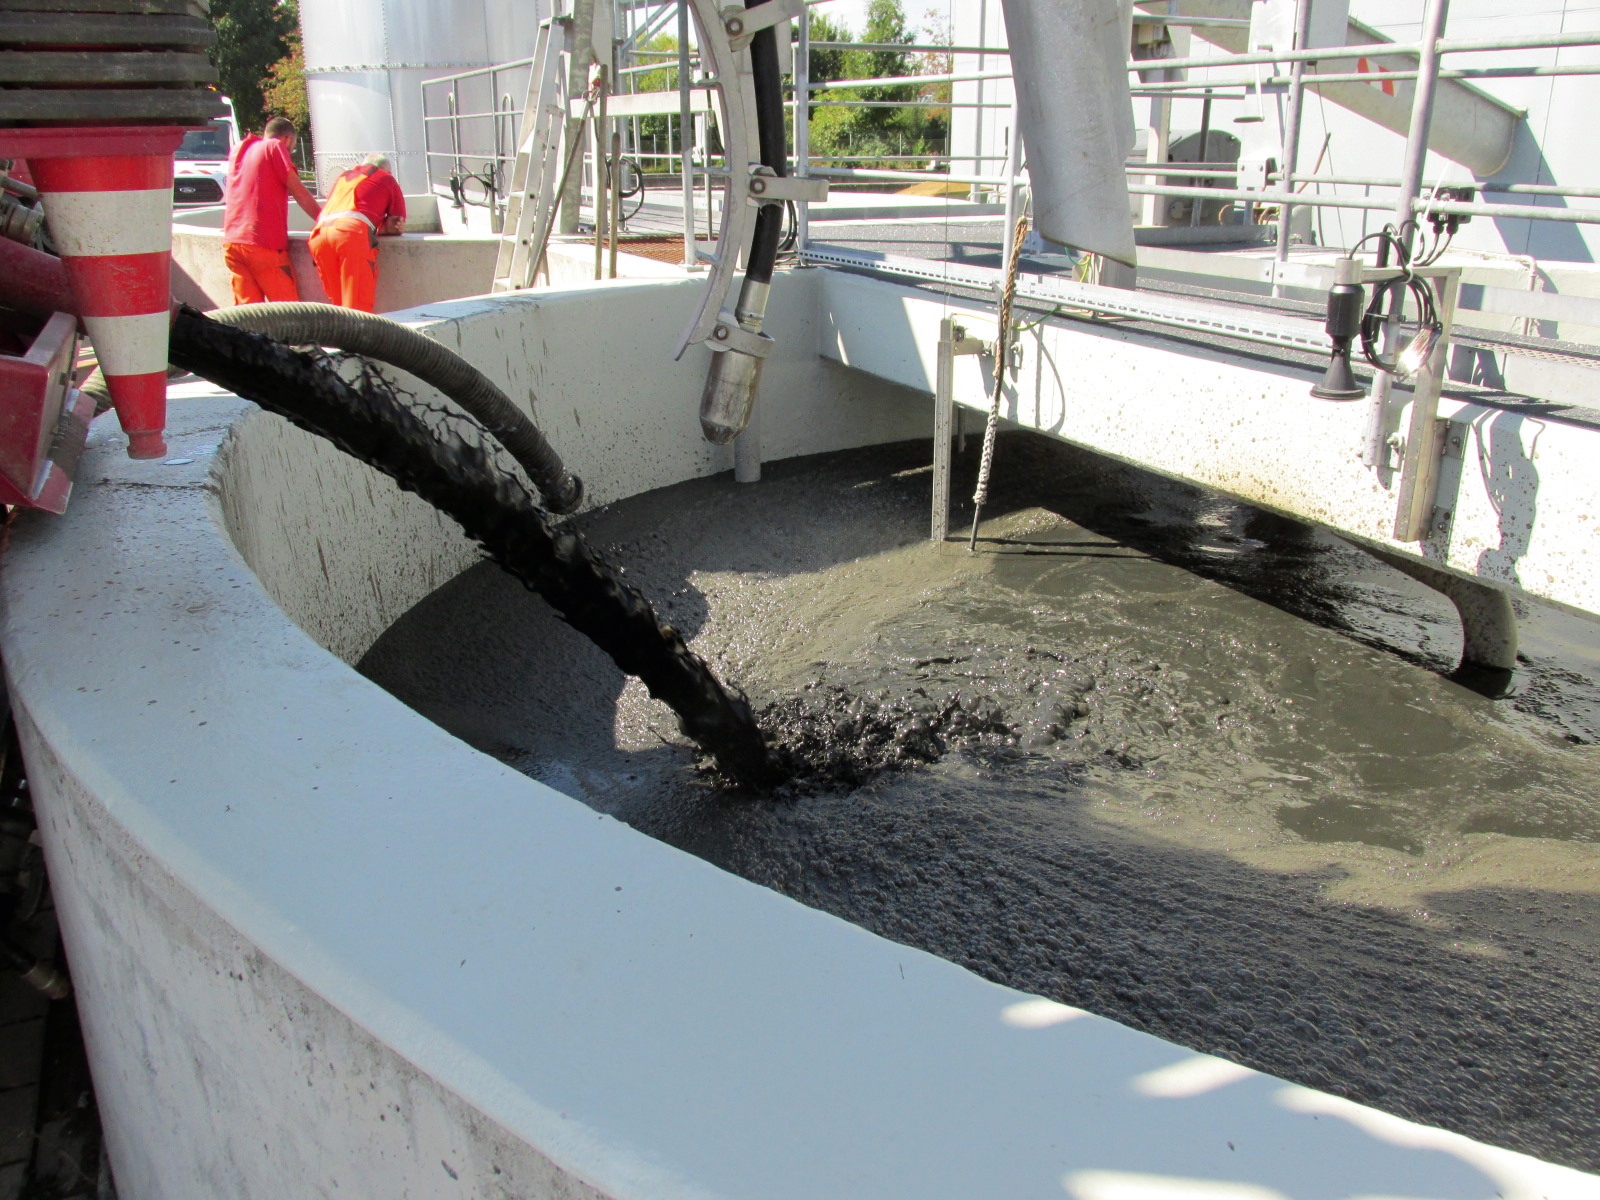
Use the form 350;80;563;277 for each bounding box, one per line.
299;0;547;193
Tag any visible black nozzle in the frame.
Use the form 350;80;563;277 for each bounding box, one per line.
1311;344;1365;400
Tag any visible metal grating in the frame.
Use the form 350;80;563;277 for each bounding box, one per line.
801;244;1332;355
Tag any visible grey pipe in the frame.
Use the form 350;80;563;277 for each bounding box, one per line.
206;303;582;513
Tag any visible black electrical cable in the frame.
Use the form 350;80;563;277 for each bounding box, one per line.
1419;227;1454;267
1349;225;1442;374
778;200;799;259
449;166;501;210
615;156;647;223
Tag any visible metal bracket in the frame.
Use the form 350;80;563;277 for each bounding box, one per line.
1391;268;1461;541
671;0;759;359
931;316;999;543
1427;505;1455;541
707;310;775;358
951;325;989;356
1439;421;1467;461
746;166;828;204
720;0;805;52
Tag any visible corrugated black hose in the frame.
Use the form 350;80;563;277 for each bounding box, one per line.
85;302;583;514
167;307;774;789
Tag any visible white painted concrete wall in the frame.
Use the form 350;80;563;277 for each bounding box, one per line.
169;217;499;316
218;272;928;663
819;268;1600;622
170;209;683;316
3;271;1597;1199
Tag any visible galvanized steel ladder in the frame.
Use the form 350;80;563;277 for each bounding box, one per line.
492;16;575;292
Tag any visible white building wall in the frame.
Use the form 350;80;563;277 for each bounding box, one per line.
300;0;548;194
949;0;1014;191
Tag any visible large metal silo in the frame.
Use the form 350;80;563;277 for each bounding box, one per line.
299;0;544;194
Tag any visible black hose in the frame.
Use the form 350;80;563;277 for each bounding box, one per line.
81;303;584;514
743;0;786;287
167;307;774;788
205;303;582;514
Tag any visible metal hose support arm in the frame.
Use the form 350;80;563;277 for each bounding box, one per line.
204;303;582;514
694;0;789;444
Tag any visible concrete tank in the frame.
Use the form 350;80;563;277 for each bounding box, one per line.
6;272;1600;1197
299;0;547;193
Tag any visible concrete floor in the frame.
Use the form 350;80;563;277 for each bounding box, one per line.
0;972;48;1200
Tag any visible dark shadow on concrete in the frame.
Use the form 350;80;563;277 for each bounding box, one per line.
1471;409;1541;590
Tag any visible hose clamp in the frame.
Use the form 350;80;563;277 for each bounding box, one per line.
720;0;805;52
708;310;774;358
745;165;827;205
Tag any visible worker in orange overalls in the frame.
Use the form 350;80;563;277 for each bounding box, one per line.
222;117;321;305
309;153;407;313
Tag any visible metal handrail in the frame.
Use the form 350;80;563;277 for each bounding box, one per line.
1125;28;1600;75
415;0;1600;266
1133;62;1600;90
422;56;536;89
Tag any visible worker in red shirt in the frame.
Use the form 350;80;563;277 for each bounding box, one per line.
222;117;321;305
309;153;407;313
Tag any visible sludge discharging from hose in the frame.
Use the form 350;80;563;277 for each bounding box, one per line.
166;308;773;788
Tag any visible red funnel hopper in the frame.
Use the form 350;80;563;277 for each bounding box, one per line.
19;128;187;460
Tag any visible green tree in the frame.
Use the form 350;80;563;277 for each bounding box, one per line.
853;0;914;88
262;10;309;135
626;33;682;163
805;12;853;90
803;0;948;168
209;0;298;132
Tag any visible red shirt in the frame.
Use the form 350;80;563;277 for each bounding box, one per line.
223;134;298;251
320;164;406;229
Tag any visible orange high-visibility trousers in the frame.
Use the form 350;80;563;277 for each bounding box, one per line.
224;242;299;305
309;217;380;313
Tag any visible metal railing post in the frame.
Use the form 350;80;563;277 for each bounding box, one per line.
1000;98;1022;240
794;11;811;254
1360;0;1451;470
1272;0;1314;290
1190;88;1212;227
678;0;697;267
932;318;957;543
1139;1;1178;227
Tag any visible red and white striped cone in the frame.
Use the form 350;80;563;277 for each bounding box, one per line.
29;152;177;460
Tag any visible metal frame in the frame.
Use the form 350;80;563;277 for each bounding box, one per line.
422;2;1600;251
491;17;575;292
780;0;1600;248
1390;266;1462;542
931;316;991;543
800;245;1333;355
